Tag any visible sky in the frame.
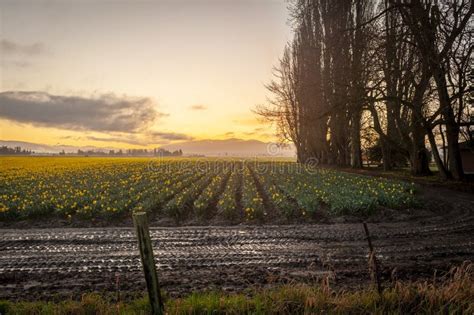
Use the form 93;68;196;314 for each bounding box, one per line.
0;0;293;149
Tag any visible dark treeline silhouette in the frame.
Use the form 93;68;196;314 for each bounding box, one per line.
257;0;473;180
0;146;184;157
0;146;33;155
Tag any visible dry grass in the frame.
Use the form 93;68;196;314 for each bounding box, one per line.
1;262;472;314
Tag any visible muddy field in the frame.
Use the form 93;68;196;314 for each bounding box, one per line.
0;185;473;302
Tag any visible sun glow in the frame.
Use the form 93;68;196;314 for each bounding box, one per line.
0;0;291;149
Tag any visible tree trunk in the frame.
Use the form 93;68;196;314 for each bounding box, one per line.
381;138;392;171
425;124;450;180
433;67;464;180
410;112;431;176
350;111;363;168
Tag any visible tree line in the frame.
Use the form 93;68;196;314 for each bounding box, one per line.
0;146;184;157
0;146;33;155
258;0;473;180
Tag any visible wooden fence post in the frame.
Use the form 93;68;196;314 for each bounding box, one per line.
133;212;164;315
363;222;382;295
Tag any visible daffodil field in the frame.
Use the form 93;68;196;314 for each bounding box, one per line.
0;157;418;224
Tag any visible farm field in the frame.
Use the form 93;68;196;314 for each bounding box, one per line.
1;157;473;307
0;157;418;226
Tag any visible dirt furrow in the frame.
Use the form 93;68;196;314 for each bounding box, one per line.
0;218;473;301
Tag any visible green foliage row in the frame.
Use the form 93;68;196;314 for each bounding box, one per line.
1;158;419;223
262;163;417;216
216;164;242;221
251;166;296;219
194;168;230;218
241;166;265;221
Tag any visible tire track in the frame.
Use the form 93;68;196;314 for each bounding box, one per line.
0;217;473;301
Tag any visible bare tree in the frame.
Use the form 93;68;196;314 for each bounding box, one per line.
259;0;473;180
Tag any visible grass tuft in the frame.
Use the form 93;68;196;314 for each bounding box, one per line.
1;263;472;314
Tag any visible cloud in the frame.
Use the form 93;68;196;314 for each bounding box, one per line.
85;135;157;146
85;131;192;146
189;104;207;111
0;91;165;133
59;135;82;141
1;39;46;56
149;131;194;141
243;128;269;136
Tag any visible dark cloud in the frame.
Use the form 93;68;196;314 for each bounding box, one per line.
189;104;207;111
1;39;46;56
149;131;194;141
87;136;124;143
0;91;163;133
59;135;82;141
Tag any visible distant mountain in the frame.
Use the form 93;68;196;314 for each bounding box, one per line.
160;138;295;157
